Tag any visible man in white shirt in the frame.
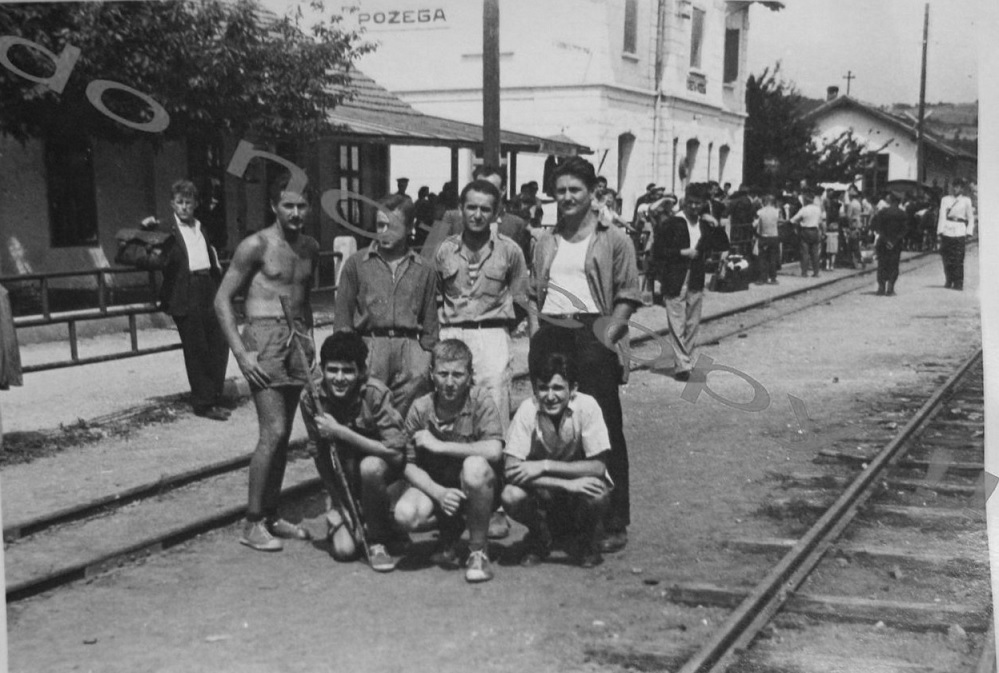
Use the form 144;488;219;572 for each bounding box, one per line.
140;180;230;420
937;179;976;291
790;189;826;278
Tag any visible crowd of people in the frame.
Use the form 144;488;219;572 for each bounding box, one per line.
129;158;974;586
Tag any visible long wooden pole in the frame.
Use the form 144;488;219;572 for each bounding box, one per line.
482;0;501;167
916;3;929;183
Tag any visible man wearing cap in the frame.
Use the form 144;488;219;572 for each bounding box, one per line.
631;183;662;229
937;179;975;291
871;192;909;296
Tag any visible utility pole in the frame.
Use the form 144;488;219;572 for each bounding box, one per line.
482;0;501;167
842;70;855;96
916;3;929;183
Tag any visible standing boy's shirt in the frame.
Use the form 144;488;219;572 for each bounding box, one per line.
504;393;610;463
300;377;407;459
404;386;504;478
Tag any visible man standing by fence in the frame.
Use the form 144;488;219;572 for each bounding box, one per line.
140;179;230;421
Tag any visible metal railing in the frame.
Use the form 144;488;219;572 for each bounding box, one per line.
3;249;342;374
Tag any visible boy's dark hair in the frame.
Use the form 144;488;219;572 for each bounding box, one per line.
171;179;198;201
530;351;578;388
320;331;369;371
552;157;598;191
269;170;314;204
431;338;474;375
528;330;578;385
460;179;501;208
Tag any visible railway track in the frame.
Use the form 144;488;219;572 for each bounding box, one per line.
2;250;951;603
669;349;992;673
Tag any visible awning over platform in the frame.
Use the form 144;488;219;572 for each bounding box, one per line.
325;69;590;157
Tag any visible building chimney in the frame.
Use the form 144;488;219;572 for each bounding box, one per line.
827;86;840;101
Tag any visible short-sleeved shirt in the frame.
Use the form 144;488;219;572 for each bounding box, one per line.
299;377;407;460
404;386;504;482
435;232;527;325
503;393;610;463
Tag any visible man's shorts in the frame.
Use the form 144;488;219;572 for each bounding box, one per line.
408;458;504;519
241;318;315;389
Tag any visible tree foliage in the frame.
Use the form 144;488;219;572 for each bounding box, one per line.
743;63;883;189
0;0;373;144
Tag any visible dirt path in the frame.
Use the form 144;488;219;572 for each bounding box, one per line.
6;251;982;673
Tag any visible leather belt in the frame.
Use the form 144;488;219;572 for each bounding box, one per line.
364;328;421;338
444;319;512;330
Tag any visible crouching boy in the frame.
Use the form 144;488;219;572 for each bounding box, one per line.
501;346;611;568
393;339;504;583
300;332;407;572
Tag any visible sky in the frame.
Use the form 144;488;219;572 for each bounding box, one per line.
745;0;979;106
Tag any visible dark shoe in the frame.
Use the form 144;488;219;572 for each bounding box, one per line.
598;529;628;554
488;509;511;540
367;544;397;573
811;272;820;278
578;540;604;568
266;517;308;540
876;287;885;296
520;522;553;567
768;279;779;285
953;285;963;291
430;538;463;570
194;406;229;421
674;370;691;382
386;531;413;556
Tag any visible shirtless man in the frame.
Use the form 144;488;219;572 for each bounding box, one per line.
215;172;320;551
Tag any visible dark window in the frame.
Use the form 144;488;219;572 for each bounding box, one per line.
336;144;364;233
690;7;705;69
623;0;638;53
45;135;98;248
864;153;890;196
723;29;740;83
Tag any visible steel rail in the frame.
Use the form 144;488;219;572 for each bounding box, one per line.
677;347;984;673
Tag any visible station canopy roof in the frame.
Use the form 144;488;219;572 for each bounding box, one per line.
325;69;591;157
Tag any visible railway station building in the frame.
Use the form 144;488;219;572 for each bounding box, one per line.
805;88;978;195
352;0;784;217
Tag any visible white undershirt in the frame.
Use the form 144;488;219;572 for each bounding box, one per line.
686;217;701;250
541;234;599;314
175;216;211;271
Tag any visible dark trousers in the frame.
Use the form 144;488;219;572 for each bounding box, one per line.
536;319;630;531
876;243;902;284
940;235;966;289
798;228;822;274
757;237;780;281
172;275;229;410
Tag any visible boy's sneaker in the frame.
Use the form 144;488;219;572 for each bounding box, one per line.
240;520;283;552
367;544;397;573
465;549;494;583
267;518;309;540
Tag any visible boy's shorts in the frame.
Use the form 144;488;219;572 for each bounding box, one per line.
241;318;315;389
520;482;611;538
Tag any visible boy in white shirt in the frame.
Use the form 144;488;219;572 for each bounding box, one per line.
501;337;611;568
